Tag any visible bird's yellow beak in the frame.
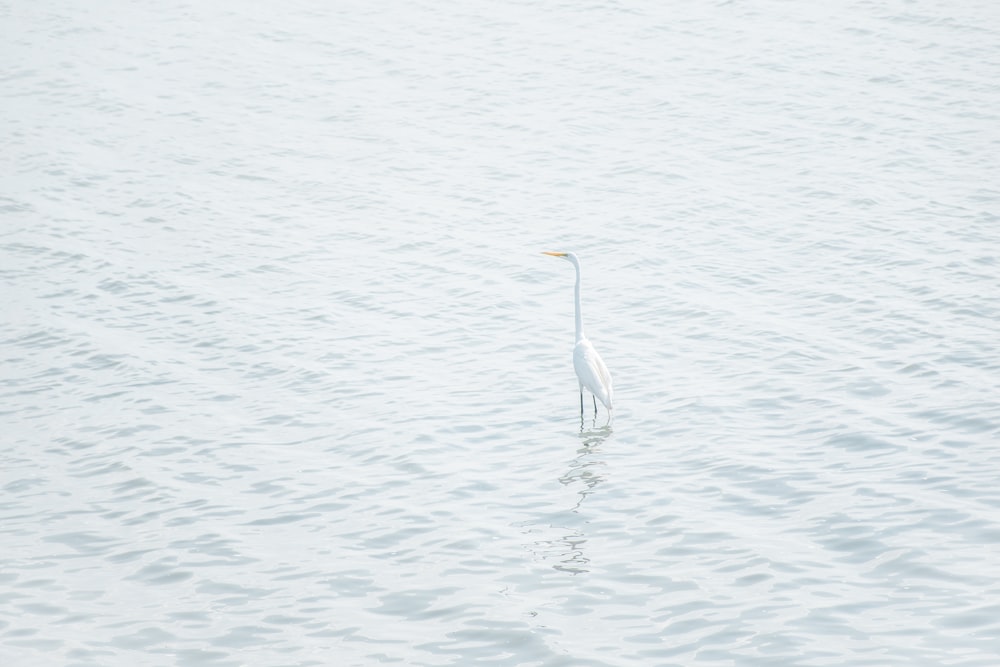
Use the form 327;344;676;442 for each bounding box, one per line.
542;251;567;257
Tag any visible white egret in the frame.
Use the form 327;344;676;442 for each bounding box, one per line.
542;251;614;423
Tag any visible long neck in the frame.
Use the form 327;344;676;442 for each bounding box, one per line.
573;259;584;342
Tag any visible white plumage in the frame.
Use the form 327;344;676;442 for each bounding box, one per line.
543;251;614;422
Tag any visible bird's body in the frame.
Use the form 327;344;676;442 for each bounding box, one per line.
574;338;613;410
543;251;614;422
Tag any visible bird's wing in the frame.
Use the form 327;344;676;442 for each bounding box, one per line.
592;347;613;396
574;340;613;408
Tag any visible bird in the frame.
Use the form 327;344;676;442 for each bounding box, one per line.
542;251;614;423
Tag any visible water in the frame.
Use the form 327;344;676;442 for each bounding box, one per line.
3;0;1000;664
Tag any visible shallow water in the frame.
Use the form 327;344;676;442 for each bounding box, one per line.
3;0;1000;665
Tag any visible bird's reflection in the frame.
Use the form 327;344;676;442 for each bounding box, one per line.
541;429;609;574
578;422;612;445
580;409;614;432
560;430;609;512
541;530;591;575
519;426;612;575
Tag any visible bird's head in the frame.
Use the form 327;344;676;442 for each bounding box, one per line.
542;251;578;264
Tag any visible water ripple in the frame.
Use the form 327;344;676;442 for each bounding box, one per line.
3;0;1000;665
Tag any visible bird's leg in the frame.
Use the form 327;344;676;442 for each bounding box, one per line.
593;395;598;419
579;388;584;419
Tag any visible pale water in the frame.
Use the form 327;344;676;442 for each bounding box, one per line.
3;1;1000;665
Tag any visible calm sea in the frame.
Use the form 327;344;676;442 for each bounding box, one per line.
3;0;999;665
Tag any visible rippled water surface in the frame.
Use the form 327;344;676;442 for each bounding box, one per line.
3;0;1000;665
